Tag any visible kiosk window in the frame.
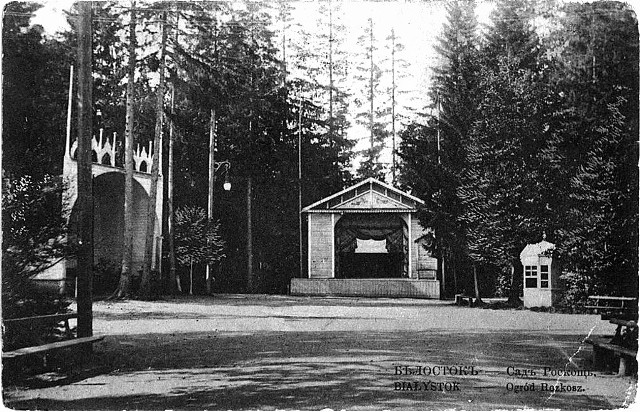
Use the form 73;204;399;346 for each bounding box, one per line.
540;265;549;288
525;265;537;288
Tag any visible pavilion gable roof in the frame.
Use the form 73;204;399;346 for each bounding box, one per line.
302;178;424;213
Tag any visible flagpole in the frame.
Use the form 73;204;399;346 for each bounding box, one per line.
65;65;74;158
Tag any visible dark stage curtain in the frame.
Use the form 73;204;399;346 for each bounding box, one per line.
335;214;405;253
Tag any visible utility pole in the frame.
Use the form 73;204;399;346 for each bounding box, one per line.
167;6;180;294
168;82;180;293
76;1;93;338
298;95;303;277
65;65;74;158
436;91;441;166
369;18;374;152
391;28;396;182
328;1;333;140
246;177;253;292
206;109;216;294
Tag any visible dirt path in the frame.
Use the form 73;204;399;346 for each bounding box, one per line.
3;295;637;410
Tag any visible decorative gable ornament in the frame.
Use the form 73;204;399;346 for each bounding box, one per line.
302;177;423;213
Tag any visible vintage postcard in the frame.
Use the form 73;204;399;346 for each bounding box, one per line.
2;0;638;410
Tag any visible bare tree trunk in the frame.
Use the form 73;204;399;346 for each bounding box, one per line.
508;261;523;306
140;11;168;299
473;264;483;305
168;12;180;295
168;84;180;294
247;177;253;293
441;246;446;298
112;2;137;300
189;259;193;295
452;258;458;295
76;1;93;338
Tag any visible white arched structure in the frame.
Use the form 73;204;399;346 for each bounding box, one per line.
34;130;163;294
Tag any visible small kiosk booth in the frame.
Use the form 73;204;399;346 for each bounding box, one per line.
291;178;440;298
520;236;561;307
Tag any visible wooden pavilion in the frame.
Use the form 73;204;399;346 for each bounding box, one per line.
291;178;440;298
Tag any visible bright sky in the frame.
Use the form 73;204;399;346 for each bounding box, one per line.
30;1;495;173
287;1;495;169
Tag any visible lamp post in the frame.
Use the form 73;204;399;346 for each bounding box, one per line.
206;160;230;294
207;108;231;295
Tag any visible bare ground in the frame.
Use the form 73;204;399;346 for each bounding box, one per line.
2;294;637;410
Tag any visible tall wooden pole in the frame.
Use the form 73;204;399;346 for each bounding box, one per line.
206;109;216;294
246;177;253;292
298;95;303;277
391;28;396;182
328;2;333;140
65;65;74;158
436;91;441;165
76;1;93;338
168;83;180;293
369;18;374;152
168;12;180;294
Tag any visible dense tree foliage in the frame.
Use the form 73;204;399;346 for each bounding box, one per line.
3;1;637;302
399;0;638;304
2;175;72;323
2;3;72;178
2;1;355;296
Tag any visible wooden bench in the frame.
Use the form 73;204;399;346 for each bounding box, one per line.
583;298;638;376
3;335;104;360
2;313;104;368
3;313;78;338
585;296;638;320
585;336;637;376
455;294;475;307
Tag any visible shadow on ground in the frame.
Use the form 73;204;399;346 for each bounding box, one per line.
4;329;633;410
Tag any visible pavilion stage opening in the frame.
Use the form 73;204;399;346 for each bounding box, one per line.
335;214;408;279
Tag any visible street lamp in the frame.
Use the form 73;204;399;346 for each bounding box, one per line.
218;161;232;191
206;159;230;294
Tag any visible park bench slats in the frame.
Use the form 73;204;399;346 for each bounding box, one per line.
2;335;104;360
584;297;638;376
3;312;104;371
455;294;476;307
3;312;78;339
586;295;638;321
588;296;636;301
586;296;637;311
610;318;637;328
585;337;637;358
3;313;77;325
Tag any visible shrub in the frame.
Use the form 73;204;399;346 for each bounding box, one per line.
175;206;226;294
2;175;72;349
558;271;591;311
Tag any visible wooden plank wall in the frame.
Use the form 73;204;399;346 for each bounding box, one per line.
410;216;424;278
308;213;334;278
291;278;440;298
